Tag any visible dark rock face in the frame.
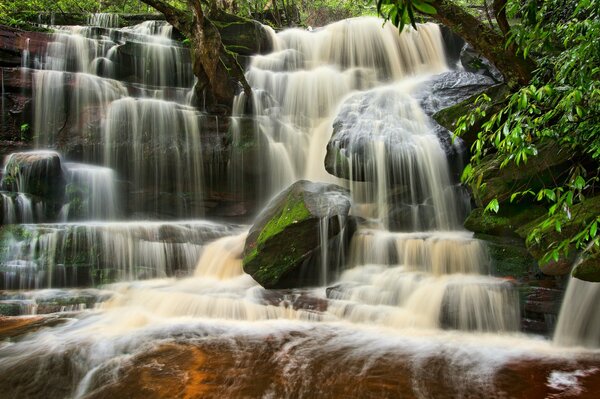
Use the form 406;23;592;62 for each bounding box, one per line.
243;180;354;289
573;253;600;283
1;151;66;201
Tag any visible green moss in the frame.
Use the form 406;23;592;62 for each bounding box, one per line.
256;194;311;246
465;205;546;236
242;192;317;286
476;233;536;277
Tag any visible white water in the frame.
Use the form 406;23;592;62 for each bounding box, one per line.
554;277;600;348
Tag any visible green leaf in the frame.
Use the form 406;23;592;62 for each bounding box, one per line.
485;198;500;214
412;1;437;14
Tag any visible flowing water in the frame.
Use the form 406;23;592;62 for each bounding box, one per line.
0;15;599;398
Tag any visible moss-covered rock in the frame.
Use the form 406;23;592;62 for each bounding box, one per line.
1;151;66;202
243;180;354;289
469;141;576;208
464;205;546;237
516;195;600;278
432;84;510;151
211;11;272;56
572;253;600;282
475;233;536;278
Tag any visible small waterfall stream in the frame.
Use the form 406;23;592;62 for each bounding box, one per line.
0;15;599;398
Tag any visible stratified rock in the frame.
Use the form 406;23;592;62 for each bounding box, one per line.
1;151;66;201
243;180;353;289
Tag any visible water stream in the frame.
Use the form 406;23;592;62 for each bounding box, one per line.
0;14;599;398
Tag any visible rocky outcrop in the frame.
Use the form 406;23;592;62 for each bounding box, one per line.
1;151;66;201
243;180;354;289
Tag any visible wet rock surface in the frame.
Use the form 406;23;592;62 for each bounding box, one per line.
7;333;595;399
243;180;354;289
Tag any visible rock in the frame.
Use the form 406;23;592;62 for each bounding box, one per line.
415;71;497;117
469;141;576;208
475;233;537;278
212;11;273;56
572;253;600;282
465;205;546;237
325;86;460;182
0;315;68;340
325;71;494;183
516;195;600;278
433;83;510;151
519;284;563;336
0;25;51;68
1;151;66;201
459;43;504;82
243;180;354;289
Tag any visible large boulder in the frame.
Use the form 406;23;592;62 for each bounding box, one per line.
572;253;600;283
1;151;66;202
325;71;495;182
433;83;510;151
243;180;354;289
324;86;458;182
516;195;600;279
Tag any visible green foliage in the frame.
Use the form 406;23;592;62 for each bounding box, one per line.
374;0;437;31
458;0;600;266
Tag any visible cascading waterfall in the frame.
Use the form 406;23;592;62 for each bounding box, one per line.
554;276;600;348
0;221;241;290
87;13;120;28
1;15;599;399
60;163;120;220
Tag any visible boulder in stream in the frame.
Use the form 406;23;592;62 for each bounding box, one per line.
243;180;354;289
1;151;66;202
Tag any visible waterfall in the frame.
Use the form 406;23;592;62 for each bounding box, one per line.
1;14;599;398
554;277;600;348
87;13;120;28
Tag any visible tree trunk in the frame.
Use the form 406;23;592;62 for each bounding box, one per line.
139;0;250;110
432;0;534;86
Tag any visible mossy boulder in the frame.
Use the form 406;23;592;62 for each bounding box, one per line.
572;253;600;282
516;195;600;278
468;141;576;208
1;151;66;202
243;180;354;289
464;204;546;237
432;83;510;151
212;11;273;56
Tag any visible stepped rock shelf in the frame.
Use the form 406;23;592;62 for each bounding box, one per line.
0;11;599;399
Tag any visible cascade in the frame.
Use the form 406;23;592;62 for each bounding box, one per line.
87;13;120;28
0;14;599;398
554;277;600;348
